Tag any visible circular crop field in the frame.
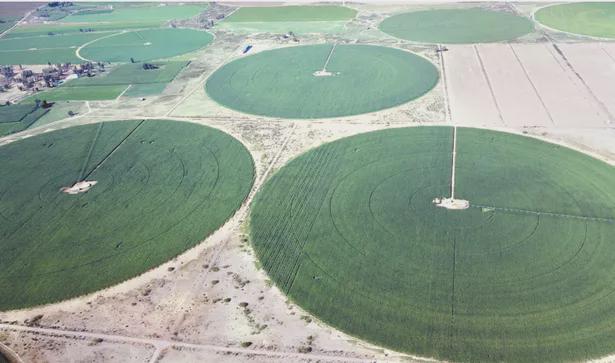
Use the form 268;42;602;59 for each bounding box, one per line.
251;126;615;362
379;8;534;44
0;120;254;310
205;44;439;119
79;28;213;62
535;3;615;39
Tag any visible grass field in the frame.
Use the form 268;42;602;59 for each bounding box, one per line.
27;85;128;102
250;126;615;362
0;32;105;64
66;61;189;87
206;44;439;118
0;103;49;137
225;5;356;22
0;120;254;310
379;8;534;44
61;4;205;25
79;28;213;63
1;3;210;65
535;2;615;39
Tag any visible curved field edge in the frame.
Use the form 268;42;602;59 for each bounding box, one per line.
0;119;255;311
534;3;615;39
378;8;534;44
248;126;615;362
204;44;440;119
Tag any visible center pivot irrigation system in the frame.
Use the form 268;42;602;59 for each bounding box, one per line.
433;126;469;209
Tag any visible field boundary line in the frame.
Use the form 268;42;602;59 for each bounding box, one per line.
0;323;371;362
0;8;36;39
75;30;126;62
473;45;506;126
167;123;297;334
471;203;615;223
508;44;555;125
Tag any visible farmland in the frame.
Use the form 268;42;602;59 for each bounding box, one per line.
0;120;254;310
250;126;615;362
0;102;48;136
206;44;439;118
379;8;534;43
79;28;213;63
225;5;356;22
535;2;615;39
27;61;193;100
2;2;615;363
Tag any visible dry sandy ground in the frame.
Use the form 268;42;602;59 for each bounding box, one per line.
1;3;615;363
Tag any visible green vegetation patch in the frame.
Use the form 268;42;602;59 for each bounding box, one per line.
79;28;213;63
0;103;49;137
0;32;105;65
28;85;128;102
66;61;189;86
0;16;20;34
206;44;438;119
61;4;205;25
226;5;356;22
251;126;615;362
0;120;254;310
379;8;534;44
535;2;615;39
123;83;167;97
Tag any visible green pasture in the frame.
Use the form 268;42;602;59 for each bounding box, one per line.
0;120;254;310
61;4;205;25
124;83;167;97
0;16;19;34
79;28;213;63
250;126;615;362
5;23;150;38
379;8;534;43
219;5;355;34
206;44;439;119
0;103;48;137
226;5;356;22
66;61;188;87
27;85;128;102
535;2;615;39
0;32;103;64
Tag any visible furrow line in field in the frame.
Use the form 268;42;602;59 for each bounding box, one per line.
508;44;556;125
473;45;506;126
549;42;615;125
283;145;340;293
274;146;335;292
260;145;329;282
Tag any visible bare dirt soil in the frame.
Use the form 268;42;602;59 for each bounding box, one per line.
1;2;614;363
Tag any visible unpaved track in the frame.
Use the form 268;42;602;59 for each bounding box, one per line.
0;323;371;362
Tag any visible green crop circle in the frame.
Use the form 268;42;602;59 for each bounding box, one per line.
80;28;213;62
205;44;439;119
535;3;615;39
250;126;615;362
0;120;254;310
379;8;534;44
